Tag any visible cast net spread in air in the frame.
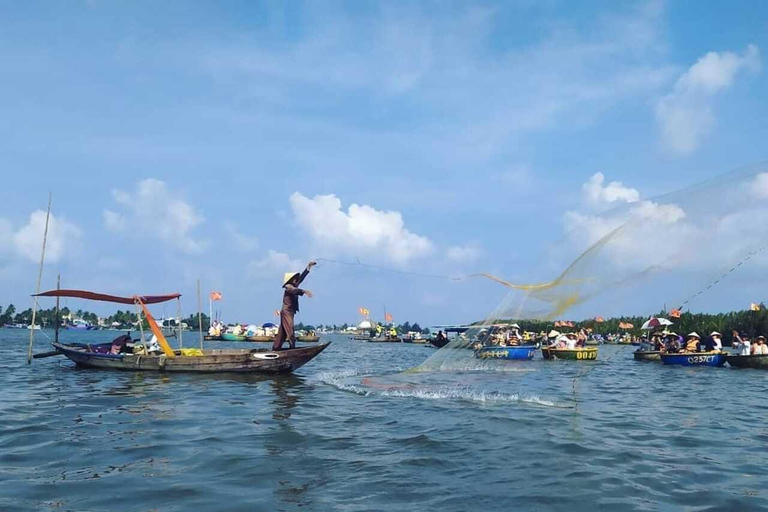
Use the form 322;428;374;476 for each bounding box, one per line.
415;162;768;371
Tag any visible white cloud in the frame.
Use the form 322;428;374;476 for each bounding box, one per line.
13;210;82;263
583;172;640;208
247;250;303;280
446;245;483;263
749;172;768;200
103;209;125;232
564;173;689;270
289;192;433;265
655;44;761;155
108;179;206;253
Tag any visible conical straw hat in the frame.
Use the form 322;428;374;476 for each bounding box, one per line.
283;272;300;286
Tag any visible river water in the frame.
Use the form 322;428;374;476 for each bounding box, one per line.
2;330;767;511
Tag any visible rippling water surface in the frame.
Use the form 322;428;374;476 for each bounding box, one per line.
2;330;768;511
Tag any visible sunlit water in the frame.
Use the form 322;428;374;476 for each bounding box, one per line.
2;331;768;511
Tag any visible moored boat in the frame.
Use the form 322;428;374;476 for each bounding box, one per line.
541;346;598;361
475;345;536;360
660;351;727;367
633;350;661;361
296;335;320;342
204;335;222;341
726;353;768;369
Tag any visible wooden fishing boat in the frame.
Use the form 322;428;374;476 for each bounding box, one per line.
367;336;401;343
541;346;598;361
246;335;275;343
726;353;768;369
430;337;449;348
30;289;330;374
660;351;727;367
475;345;536;360
633;350;661;361
50;341;330;373
221;333;247;342
296;335;320;343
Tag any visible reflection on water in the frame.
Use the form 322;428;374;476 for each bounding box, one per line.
3;331;768;511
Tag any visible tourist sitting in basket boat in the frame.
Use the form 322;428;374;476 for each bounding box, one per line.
708;331;723;352
683;332;702;353
754;336;768;355
732;331;751;355
662;332;682;353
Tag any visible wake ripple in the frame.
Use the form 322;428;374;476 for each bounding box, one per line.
316;369;572;409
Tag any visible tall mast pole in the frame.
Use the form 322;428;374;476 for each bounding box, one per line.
54;274;60;344
197;279;203;349
27;193;52;364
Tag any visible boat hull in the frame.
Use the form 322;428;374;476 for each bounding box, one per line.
221;333;247;342
660;352;727;367
51;342;330;374
541;347;598;361
204;335;222;341
475;346;536;360
246;335;275;343
367;337;401;343
633;350;661;361
296;335;320;343
726;354;768;369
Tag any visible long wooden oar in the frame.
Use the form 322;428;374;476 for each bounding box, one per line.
32;350;62;359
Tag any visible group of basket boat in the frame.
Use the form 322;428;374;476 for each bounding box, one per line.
633;348;768;368
475;345;599;361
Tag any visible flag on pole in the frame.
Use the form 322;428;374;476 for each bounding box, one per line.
595;317;605;323
210;291;222;301
385;313;393;323
669;309;682;318
359;307;370;317
751;302;762;311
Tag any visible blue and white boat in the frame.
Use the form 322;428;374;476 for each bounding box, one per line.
67;318;96;331
660;351;727;367
475;345;537;360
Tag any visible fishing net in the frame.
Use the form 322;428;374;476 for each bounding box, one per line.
415;162;768;371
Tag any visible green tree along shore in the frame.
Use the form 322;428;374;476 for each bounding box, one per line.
0;304;213;331
7;302;768;341
0;304;428;334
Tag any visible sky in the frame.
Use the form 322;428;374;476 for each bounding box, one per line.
1;0;768;327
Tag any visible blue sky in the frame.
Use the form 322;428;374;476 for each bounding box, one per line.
1;0;768;326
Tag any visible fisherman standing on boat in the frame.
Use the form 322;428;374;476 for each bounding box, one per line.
273;261;316;351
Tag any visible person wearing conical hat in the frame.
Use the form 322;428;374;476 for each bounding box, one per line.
709;331;722;352
685;332;700;353
272;261;316;351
